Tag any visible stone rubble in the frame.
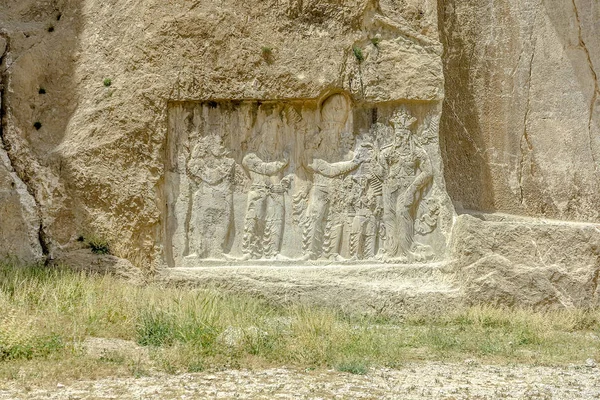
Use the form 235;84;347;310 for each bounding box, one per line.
1;363;599;400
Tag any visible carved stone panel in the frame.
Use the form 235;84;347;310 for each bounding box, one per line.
164;92;453;267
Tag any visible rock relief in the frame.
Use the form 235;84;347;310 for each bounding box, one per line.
164;93;452;267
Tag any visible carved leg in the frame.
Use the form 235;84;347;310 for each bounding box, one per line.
325;214;344;259
218;191;235;257
363;215;378;259
301;187;329;259
187;188;203;258
395;203;415;259
349;215;367;259
381;186;399;257
242;189;267;259
264;192;285;258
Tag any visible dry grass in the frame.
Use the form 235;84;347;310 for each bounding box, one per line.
0;262;599;384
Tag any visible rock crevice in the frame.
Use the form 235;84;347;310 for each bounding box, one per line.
0;32;44;262
571;0;600;171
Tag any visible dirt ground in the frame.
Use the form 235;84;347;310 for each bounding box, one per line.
0;361;598;399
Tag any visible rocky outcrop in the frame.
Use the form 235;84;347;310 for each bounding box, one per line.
452;213;600;308
439;0;600;222
2;0;447;268
0;150;43;262
0;0;599;311
0;30;43;263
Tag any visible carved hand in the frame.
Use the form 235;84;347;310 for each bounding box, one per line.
277;159;289;170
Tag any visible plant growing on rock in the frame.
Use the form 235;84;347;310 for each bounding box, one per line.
85;235;111;255
353;45;364;63
261;46;274;64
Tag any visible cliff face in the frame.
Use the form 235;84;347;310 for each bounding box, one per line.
1;0;445;266
0;0;598;308
439;0;600;221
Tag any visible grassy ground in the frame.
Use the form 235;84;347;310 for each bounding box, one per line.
0;262;599;384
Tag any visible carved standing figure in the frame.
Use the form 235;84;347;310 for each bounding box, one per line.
187;134;236;259
301;94;365;260
241;118;291;260
348;143;385;259
379;110;433;261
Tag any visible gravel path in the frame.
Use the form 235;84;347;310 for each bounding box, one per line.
1;362;599;399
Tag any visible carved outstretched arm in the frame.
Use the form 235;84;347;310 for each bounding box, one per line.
242;153;288;176
308;158;360;178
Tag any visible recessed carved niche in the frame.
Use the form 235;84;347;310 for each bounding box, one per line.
163;92;453;267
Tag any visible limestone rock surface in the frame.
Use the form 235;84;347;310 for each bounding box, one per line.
0;150;43;262
54;249;145;284
0;0;599;312
0;29;43;263
452;213;600;308
439;0;600;221
1;0;443;267
162;263;461;318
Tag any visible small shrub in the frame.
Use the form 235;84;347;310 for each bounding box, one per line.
424;327;461;352
103;78;112;87
335;359;369;375
370;37;380;47
261;46;274;63
47;26;54;33
38;88;46;94
352;45;364;63
86;236;110;255
33;122;42;130
0;310;64;361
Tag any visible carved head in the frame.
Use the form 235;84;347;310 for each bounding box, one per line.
256;116;283;158
390;109;417;142
319;93;350;133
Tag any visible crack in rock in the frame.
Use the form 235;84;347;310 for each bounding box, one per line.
571;0;600;171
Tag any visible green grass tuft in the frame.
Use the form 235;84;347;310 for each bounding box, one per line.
353;45;364;63
0;262;598;383
85;235;110;255
335;359;369;375
136;310;175;347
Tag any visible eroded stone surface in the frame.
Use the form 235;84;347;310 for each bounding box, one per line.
439;0;600;221
452;213;600;308
0;0;599;311
163;263;460;318
2;363;600;399
165;94;453;266
0;33;43;263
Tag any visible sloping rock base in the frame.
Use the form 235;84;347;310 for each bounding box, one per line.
160;212;600;316
453;213;600;309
